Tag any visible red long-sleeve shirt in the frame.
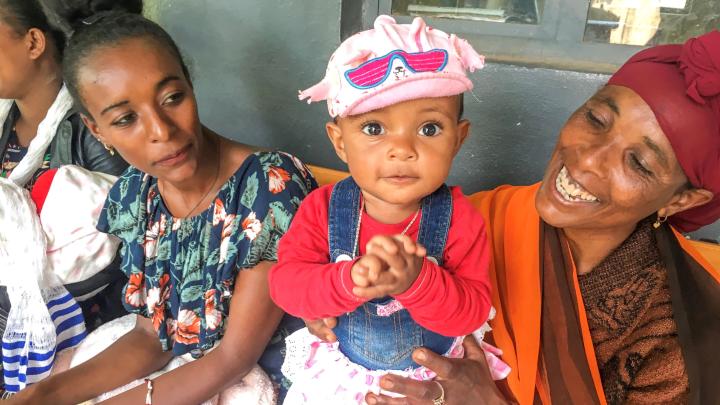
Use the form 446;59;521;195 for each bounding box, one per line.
269;184;492;336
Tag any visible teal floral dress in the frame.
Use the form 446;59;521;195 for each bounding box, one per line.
97;151;316;396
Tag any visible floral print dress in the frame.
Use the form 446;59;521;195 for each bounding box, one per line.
97;151;316;396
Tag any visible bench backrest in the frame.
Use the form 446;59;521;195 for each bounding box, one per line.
306;164;720;270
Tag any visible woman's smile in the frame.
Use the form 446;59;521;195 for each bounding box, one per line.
554;165;599;203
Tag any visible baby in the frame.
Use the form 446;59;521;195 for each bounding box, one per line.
270;15;503;404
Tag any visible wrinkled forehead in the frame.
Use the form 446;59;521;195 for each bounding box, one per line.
608;60;719;189
583;85;687;174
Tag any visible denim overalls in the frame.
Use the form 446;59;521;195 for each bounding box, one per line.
329;177;455;370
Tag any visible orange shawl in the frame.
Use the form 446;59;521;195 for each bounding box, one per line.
468;184;720;405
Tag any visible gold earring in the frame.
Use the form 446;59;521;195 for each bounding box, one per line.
653;213;668;229
102;142;115;156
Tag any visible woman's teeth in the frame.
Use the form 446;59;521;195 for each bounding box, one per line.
555;166;599;202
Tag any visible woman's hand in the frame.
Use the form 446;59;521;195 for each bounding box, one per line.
102;261;284;404
365;336;511;405
304;317;338;342
5;384;38;404
6;316;170;405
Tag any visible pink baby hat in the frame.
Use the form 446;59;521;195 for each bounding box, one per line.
299;15;484;118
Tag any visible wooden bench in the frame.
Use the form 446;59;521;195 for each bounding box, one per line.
307;164;348;186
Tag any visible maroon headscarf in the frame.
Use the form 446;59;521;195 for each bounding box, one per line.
609;31;720;232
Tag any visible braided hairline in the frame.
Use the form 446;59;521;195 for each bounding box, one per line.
61;12;191;116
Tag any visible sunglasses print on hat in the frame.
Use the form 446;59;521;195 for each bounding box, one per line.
344;49;449;89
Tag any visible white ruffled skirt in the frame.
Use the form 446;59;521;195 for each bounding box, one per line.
281;308;511;405
281;328;465;405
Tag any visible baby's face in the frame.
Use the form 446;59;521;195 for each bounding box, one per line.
327;95;469;215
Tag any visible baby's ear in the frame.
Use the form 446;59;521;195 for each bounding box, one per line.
326;121;348;163
454;119;471;154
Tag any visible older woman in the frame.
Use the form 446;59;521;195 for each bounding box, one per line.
310;31;720;405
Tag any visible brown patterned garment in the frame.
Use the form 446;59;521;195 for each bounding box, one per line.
578;220;689;405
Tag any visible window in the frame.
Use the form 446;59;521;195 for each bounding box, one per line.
355;0;719;73
584;0;720;46
391;0;545;25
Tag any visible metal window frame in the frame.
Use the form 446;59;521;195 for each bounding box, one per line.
351;0;648;74
378;0;560;39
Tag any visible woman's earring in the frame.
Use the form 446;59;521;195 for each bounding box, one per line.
653;213;668;229
102;142;115;156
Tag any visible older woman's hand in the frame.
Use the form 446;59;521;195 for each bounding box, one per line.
365;336;511;405
304;317;338;342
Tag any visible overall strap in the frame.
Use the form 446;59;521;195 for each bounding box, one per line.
328;177;362;262
417;184;452;266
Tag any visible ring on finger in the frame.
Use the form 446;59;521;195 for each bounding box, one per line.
431;380;445;405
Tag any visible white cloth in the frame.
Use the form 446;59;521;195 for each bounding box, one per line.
41;166;120;284
69;315;277;405
0;99;12;133
0;178;86;393
2;286;87;392
0;166;119;392
0;86;74;187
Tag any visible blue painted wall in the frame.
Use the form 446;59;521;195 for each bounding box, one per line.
146;0;719;242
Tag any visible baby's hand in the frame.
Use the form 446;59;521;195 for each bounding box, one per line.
352;235;426;299
351;253;388;288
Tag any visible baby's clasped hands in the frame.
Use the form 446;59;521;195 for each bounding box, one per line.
351;234;427;299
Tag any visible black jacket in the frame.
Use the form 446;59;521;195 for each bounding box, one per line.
0;103;128;176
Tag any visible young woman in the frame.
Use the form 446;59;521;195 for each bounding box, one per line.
0;0;128;354
0;0;127;185
8;1;315;404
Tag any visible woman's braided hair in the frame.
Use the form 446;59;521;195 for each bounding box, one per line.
39;0;190;114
